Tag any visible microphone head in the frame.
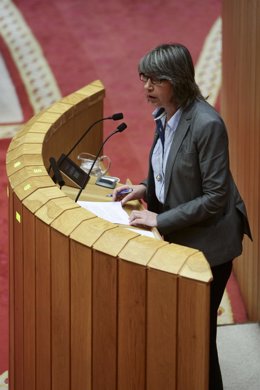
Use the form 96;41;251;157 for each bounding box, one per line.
117;122;127;132
111;112;124;120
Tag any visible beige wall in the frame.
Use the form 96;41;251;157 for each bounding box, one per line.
222;0;260;320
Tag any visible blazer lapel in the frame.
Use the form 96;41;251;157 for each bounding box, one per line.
164;105;194;199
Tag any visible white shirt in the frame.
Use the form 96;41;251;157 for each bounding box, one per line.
151;107;182;203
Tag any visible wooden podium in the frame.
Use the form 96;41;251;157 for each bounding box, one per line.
6;81;212;390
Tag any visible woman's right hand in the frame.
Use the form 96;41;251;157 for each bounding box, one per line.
112;184;146;206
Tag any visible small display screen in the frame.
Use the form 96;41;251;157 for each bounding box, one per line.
59;155;88;187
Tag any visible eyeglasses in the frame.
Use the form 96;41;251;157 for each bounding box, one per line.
139;73;163;85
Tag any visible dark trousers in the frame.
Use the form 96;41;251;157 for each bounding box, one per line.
209;260;233;390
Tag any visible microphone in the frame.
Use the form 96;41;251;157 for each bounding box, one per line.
59;112;123;164
109;113;124;120
75;122;127;202
49;157;65;188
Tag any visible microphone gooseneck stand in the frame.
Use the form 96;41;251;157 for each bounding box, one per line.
75;122;127;203
47;112;124;177
58;112;124;168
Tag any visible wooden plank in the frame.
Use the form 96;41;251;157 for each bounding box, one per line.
236;0;251;316
6;143;43;164
146;269;177;390
178;251;212;283
256;0;260;320
13;176;55;200
119;235;167;266
13;194;24;390
50;207;93;235
177;278;210;390
222;0;260;321
51;229;70;390
6;154;44;176
36;111;61;124
93;226;138;257
244;0;258;321
35;219;51;390
70;217;115;247
8;133;45;151
70;240;92;390
92;250;118;390
23;207;36;390
9;167;48;187
23;186;66;214
14;120;51;139
35;196;80;225
8;186;14;390
117;260;146;390
47;101;73;115
148;243;198;275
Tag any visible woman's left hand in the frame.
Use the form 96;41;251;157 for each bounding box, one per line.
129;210;158;227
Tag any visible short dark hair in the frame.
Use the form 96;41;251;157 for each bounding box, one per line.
138;43;204;107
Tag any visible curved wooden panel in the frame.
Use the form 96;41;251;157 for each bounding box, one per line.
6;80;212;390
222;0;260;321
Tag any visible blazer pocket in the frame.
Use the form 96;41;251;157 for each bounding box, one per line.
176;151;199;178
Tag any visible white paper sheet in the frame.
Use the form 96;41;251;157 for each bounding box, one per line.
77;201;130;225
126;227;155;238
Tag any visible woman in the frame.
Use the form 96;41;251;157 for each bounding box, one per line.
113;43;252;390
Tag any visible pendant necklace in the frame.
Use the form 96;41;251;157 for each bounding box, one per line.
156;117;167;182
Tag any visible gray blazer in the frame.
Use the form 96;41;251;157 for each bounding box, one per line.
144;99;252;267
